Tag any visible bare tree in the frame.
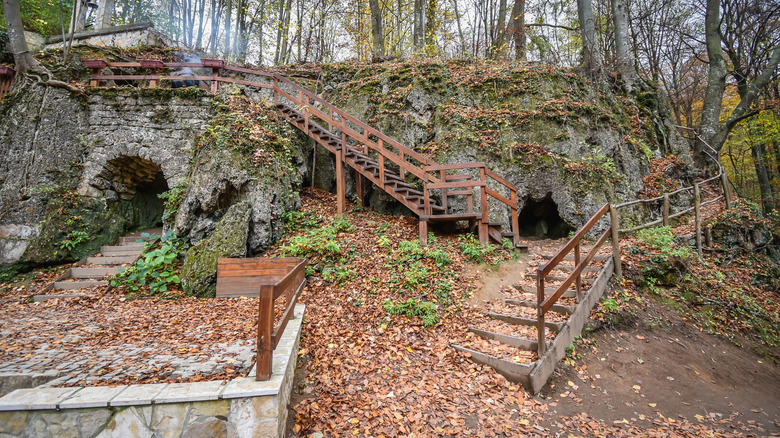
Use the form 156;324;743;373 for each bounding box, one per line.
611;0;633;88
369;0;385;58
577;0;602;74
696;0;780;167
507;0;526;61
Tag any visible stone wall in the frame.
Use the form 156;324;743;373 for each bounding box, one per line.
0;306;303;438
45;23;179;50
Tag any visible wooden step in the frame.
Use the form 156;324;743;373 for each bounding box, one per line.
487;312;563;332
503;299;575;315
53;280;108;290
469;327;540;351
86;256;137;265
513;284;577;298
71;267;122;278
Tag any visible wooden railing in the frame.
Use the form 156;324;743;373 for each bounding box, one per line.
537;167;733;356
84;58;524;245
216;257;307;381
536;204;620;356
0;66;15;101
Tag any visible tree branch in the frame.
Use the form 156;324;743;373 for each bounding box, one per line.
525;23;577;32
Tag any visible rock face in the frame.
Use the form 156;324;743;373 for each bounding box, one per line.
181;201;251;297
316;60;693;234
0;75;305;276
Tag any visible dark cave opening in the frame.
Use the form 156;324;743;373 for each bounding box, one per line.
130;172;169;229
517;193;574;239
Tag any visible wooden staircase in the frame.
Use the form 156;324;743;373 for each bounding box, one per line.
84;58;527;248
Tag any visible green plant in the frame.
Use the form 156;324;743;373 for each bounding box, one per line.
111;230;188;296
383;298;439;328
58;230;89;251
280;218;355;284
283;210;322;232
601;297;619;313
158;183;188;222
458;234;496;264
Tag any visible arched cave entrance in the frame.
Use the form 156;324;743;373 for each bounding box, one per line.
517;193;574;239
94;156;169;231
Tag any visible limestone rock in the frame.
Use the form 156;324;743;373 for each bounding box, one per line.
181;202;251;297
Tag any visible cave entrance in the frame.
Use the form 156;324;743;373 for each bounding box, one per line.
517;193;573;239
96;156;169;231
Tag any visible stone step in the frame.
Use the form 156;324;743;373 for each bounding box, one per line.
551;264;602;274
538;253;610;262
71;267;122;278
33;294;92;302
53;280;108;290
101;244;144;255
526;272;569;282
86;256;137;265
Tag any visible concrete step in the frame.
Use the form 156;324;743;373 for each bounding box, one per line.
53;280;108;290
71;267;122;278
538;253;610;262
86;256;137;265
33;294;92;302
552;264;602;274
487;312;564;332
101;244;144;255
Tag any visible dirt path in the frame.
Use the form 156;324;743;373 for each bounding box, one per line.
542;299;780;434
468;254;780;436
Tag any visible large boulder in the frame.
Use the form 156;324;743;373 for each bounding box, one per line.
181;201;252;297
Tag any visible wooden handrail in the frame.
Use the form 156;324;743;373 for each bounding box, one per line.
83;58;529;244
536;204;618;356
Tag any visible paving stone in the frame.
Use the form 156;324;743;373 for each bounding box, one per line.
0;387;78;411
109;383;167;407
58;385;128;409
154;381;225;404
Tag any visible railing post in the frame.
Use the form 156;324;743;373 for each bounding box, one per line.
273;77;278;106
537;272;546;357
574;243;582;302
478;167;489;244
440;169;448;213
694;183;702;256
662;193;670;227
210;67;220;94
399;151;406;181
609;205;622;279
379;150;385;187
510;189;520;247
721;171;732;209
256;284;275;381
336;131;346;215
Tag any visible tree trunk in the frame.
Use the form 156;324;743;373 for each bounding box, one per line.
611;0;633;89
451;0;465;57
695;0;727;168
508;0;525;61
3;0;43;75
369;0;385;58
195;0;206;48
424;0;437;54
224;0;233;59
492;0;507;59
413;0;423;52
752;142;775;212
576;0;601;74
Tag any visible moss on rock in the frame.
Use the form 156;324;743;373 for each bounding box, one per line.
180;201;252;297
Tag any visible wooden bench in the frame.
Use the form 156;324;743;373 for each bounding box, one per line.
216;257;307;380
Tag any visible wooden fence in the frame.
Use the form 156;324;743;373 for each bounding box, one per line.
536;166;732;356
0;66;15;101
84;58;522;246
216;257;307;381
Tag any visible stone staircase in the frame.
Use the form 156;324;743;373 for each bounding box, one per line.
34;229;159;301
452;242;613;392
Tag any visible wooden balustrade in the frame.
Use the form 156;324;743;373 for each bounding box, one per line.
536;204;620;356
84;58;527;245
0;66;16;101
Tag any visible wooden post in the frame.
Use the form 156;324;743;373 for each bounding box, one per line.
705;227;713;247
379;153;385;187
440;169;448;213
510;189;520;247
419;219;428;246
662;194;670;227
273;77;278;106
721;171;732;209
478;167;489;244
356;172;364;205
574;243;582;301
610;205;622;278
148;71;158;88
90;68;100;87
336;131;346;215
694;183;702;256
399;151;406;181
211;67;220;94
256;284;275;381
537;273;546;357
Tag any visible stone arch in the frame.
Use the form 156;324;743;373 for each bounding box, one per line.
517;192;574;239
85;155;172;230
